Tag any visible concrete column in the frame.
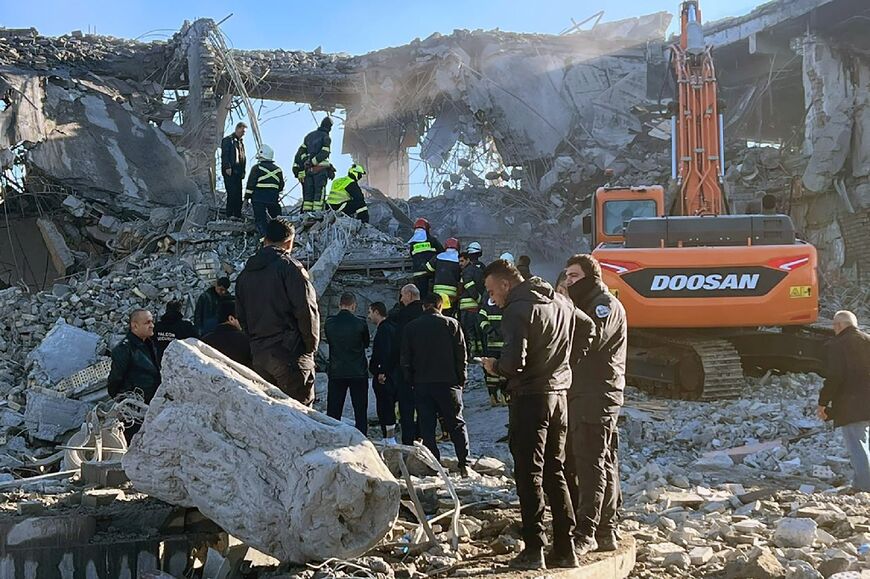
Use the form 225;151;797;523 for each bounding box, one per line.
342;111;414;200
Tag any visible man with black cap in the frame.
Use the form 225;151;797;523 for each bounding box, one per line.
236;218;320;405
194;277;232;336
563;254;627;555
221;122;247;219
294;117;335;213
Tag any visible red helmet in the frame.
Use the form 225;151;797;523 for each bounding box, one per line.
414;217;430;230
445;237;460;250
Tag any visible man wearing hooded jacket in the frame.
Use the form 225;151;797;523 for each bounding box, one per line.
236;218;320;405
481;260;595;571
563;254;627;555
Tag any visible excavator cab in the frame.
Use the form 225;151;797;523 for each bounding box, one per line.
583;186;665;246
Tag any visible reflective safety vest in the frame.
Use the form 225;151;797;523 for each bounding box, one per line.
480;299;505;353
244;161;284;202
409;234;440;278
427;251;461;307
459;260;485;311
327;177;354;205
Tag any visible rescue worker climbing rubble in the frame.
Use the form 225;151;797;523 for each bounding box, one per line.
426;237;462;316
244;144;284;238
293;117;334;213
326;163;370;223
479;294;508;406
407;218;443;297
459;241;485;357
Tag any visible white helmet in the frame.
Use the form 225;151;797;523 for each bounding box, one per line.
499;252;514;263
465;241;482;255
257;144;274;161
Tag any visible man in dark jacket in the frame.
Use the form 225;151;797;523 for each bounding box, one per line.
481;259;595;571
325;293;370;433
108;309;162;441
236;218;320;405
369;301;398;443
425;237;462;315
392;284;425;444
564;254;627;554
294;117;334;213
401;292;469;476
221;122;247;219
194;277;232;336
517;255;533;280
154;300;198;359
202;300;252;368
818;310;870;492
244;144;284;238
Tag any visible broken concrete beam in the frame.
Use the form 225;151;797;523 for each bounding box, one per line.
23;390;92;442
81;460;129;487
36;218;74;275
123;339;400;563
309;215;363;297
26;320;101;385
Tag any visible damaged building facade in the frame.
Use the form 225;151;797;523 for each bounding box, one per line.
2;0;870;289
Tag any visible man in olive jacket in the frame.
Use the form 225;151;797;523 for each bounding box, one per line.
818;310;870;492
325;293;370;433
236;219;319;405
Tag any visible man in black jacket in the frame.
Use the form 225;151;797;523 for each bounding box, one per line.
221;122;247;219
392;284;425;444
369;301;398;443
459;242;485;358
108;309;162;442
401;292;469;476
481;259;595;571
818;310;870;492
293;117;334;213
194;277;232;336
236;219;320;405
154;300;198;359
325;293;370;434
564;254;627;554
202;300;252;368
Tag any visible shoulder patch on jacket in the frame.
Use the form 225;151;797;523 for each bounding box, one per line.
595;304;611;319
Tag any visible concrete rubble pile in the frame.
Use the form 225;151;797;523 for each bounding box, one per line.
619;374;870;578
0;212;409;482
124;339;402;563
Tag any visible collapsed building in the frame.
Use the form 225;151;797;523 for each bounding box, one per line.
1;0;870;577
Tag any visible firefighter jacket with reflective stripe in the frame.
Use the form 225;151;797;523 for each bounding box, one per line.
408;230;443;277
294;128;332;174
426;250;461;300
244;160;284;203
479;298;505;355
459;260;485;311
327;177;369;218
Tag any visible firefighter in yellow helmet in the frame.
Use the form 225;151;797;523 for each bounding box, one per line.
326;164;369;223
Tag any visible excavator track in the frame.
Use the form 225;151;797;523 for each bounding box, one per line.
627;331;745;401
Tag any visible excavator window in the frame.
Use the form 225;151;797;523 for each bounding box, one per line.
603;200;657;235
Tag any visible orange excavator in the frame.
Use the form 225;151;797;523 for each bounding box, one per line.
583;1;829;399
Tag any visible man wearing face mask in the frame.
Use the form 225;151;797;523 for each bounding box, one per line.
563;254;627;555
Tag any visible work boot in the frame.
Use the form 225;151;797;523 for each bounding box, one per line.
489;393;500;407
595;532;619;552
509;547;545;571
545;547;579;569
574;535;598;556
458;464;469;478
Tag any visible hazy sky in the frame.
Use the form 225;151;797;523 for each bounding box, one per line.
4;0;762;201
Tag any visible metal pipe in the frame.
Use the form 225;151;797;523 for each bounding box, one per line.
719;113;725;179
671;116;678;180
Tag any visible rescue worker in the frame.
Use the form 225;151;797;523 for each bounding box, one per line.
326;164;369;223
479;295;507;406
235;218;320;405
154;300;198;359
244;144;284;238
425;237;461;316
220;122;247;219
407;218;443;297
293;117;334;213
499;252;514;265
401;292;470;477
563;254;627;555
459;242;485;357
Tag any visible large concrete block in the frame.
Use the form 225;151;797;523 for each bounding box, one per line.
123;340;400;564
